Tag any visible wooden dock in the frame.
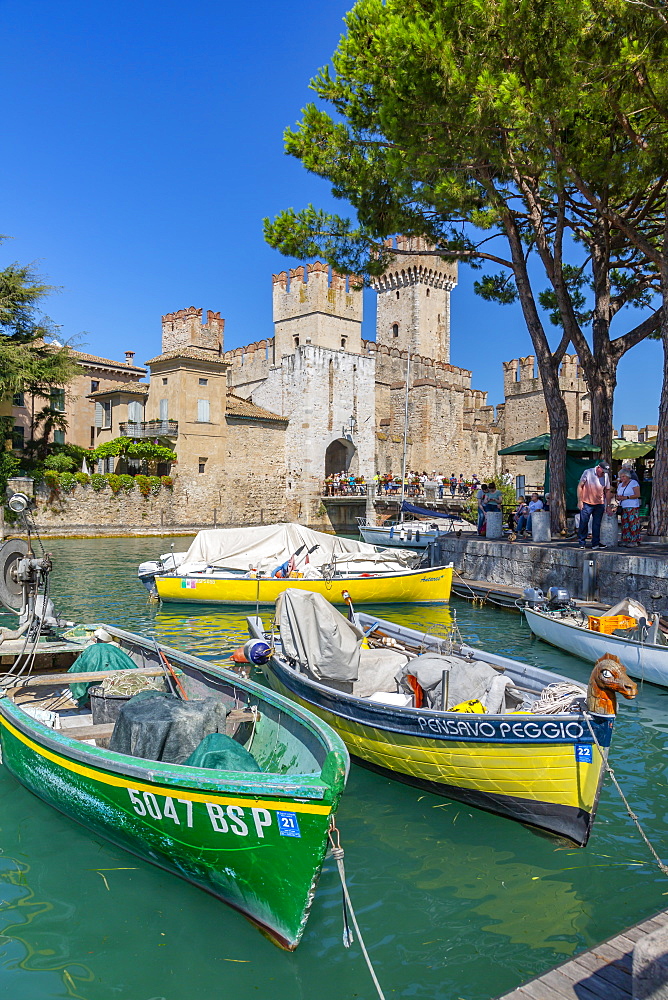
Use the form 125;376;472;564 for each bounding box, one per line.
451;575;608;612
495;908;668;1000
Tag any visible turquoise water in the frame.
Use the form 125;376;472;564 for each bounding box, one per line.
1;535;668;1000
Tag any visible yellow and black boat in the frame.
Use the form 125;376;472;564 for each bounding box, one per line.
246;590;637;846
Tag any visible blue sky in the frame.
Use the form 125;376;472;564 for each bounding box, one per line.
1;0;659;428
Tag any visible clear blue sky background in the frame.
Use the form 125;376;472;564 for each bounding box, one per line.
1;0;659;427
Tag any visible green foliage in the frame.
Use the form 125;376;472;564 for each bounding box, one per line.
90;473;107;492
59;472;77;493
161;475;174;489
92;437;176;464
44;452;75;472
463;474;517;525
118;474;135;491
107;474;122;494
0;439;21;507
148;476;162;496
75;472;90;486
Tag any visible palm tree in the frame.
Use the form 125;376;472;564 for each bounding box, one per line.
32;405;68;458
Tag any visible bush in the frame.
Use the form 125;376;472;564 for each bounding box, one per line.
463;472;517;525
106;474;122;494
161;475;174;489
75;471;90;486
59;472;77;493
44;453;75;472
90;473;107;492
135;474;151;498
148;475;162;496
118;474;135;492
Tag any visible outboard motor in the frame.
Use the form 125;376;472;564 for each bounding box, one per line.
523;587;545;608
546;587;571;609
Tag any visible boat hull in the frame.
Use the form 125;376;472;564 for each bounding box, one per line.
359;525;435;549
524;608;668;688
156;565;453;606
0;635;348;950
255;654;612;847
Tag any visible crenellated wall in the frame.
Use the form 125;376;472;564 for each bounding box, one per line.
161;307;224;354
272;261;363;359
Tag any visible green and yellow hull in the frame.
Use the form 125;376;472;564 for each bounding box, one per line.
258;659;613;846
156;565;452;606
0;639;348;950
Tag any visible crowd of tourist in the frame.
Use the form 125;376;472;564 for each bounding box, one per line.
323;471;483;497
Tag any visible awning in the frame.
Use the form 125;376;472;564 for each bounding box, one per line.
612;438;656;460
498;434;600;457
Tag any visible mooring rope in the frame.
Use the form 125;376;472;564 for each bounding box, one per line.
328;820;387;1000
530;682;584;715
584;713;668;877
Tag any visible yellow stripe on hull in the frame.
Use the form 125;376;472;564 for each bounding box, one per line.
156;566;452;606
267;678;603;815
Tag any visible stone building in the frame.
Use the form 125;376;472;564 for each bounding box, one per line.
12;349;146;453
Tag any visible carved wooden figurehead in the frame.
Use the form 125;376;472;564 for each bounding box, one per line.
587;654;638;715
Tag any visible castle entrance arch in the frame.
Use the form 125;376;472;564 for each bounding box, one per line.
325;438;357;476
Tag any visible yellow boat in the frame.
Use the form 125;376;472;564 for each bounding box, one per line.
156;564;452;606
246;592;637;845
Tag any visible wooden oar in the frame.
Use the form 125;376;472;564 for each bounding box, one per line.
156;645;188;700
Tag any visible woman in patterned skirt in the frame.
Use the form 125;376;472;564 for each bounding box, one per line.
616;469;642;545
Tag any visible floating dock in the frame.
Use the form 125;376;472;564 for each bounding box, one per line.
495;908;668;1000
451;575;608;612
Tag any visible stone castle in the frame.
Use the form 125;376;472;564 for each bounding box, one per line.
11;236;596;529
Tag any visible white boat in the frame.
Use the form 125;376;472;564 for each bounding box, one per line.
358;516;449;550
524;602;668;688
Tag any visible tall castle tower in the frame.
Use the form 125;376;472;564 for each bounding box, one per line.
272;261;363;358
372;236;457;362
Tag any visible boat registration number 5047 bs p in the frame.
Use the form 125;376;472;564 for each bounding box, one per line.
126;788;301;838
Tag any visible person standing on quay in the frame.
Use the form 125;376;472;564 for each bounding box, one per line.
616;468;642;546
577;461;612;549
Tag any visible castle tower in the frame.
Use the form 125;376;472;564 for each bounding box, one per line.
161;307;224;355
372;236;457;362
272;261;363;358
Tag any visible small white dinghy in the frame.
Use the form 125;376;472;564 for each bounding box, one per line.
523;592;668;688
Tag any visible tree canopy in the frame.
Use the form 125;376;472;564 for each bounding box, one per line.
265;0;668;529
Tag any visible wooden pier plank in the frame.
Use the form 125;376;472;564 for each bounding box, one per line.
495;908;668;1000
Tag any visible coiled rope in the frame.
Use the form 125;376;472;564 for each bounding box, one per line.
328;820;387;1000
529;682;584;715
584;714;668;877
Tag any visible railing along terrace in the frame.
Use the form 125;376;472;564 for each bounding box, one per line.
119;420;178;439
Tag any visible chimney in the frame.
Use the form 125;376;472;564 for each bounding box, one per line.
125;350;135;364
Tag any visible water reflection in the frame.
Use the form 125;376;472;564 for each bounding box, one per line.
0;535;666;1000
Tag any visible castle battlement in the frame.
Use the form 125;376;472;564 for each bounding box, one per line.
161;307;224;354
272;260;363;357
503;353;584;394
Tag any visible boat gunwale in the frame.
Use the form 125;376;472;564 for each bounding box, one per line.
247;616;614;747
524;606;667;653
0;625;349;799
158;563;453;583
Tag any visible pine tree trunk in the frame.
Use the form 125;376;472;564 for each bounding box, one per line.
589;367;616;464
542;373;569;533
649;200;668;536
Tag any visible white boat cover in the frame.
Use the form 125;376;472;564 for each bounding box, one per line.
177;523;418;576
277;589;363;683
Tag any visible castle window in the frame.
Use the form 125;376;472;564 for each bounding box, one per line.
90;381;99;394
583;412;590;422
392;324;399;338
294;336;300;347
396;290;400;299
198;457;207;474
341;337;347;349
197;399;210;423
199;377;208;386
162;377;168;386
426;288;430;297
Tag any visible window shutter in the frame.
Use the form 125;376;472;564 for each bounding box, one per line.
95;402;103;427
197;399;210;422
159;398;168;421
128;400;142;423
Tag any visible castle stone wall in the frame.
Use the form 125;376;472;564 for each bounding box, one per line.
272;262;363;359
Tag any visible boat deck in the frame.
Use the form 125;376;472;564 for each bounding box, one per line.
494;908;668;1000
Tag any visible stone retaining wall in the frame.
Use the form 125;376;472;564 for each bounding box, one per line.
432;536;668;610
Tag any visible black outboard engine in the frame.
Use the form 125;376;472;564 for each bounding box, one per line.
546;586;571;609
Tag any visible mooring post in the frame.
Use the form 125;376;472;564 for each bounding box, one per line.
365;482;376;526
582;556;597;601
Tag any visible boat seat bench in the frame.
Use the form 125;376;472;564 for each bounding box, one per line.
60;709;258;744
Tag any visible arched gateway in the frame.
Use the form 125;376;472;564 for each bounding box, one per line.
325;438;357;477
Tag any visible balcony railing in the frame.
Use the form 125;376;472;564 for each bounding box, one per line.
119;420;178;439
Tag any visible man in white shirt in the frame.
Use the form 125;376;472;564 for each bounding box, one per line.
577;461;611;549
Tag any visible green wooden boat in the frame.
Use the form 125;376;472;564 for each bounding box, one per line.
0;624;349;950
